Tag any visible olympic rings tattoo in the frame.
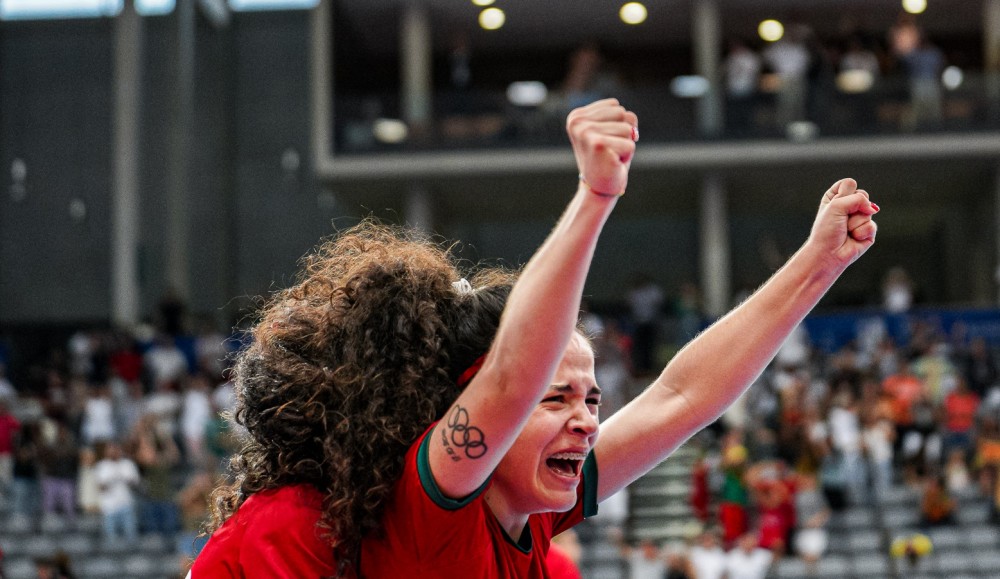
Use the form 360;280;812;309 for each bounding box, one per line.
445;405;487;459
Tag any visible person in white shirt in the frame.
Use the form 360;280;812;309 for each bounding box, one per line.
725;532;773;579
94;441;140;543
687;530;727;579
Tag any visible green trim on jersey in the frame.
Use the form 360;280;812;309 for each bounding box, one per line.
582;450;598;518
417;425;491;510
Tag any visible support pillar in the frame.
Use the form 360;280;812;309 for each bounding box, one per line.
693;0;723;137
111;0;143;328
166;0;196;301
700;173;730;317
401;2;433;131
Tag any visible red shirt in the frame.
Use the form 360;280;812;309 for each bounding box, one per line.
545;543;582;579
944;391;980;433
0;414;20;455
360;424;598;578
191;484;344;578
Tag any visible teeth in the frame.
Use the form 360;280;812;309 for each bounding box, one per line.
550;452;586;460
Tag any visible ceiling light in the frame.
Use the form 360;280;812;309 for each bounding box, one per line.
619;2;647;25
507;81;548;107
758;19;784;42
479;7;504;30
670;76;709;98
942;66;963;90
471;0;494;5
372;119;409;144
902;0;927;14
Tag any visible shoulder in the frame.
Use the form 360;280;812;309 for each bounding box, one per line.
243;484;326;527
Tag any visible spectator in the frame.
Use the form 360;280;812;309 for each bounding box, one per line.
920;475;956;526
619;539;667;579
34;551;74;579
882;358;924;454
718;441;750;546
115;379;145;441
143;334;189;388
0;362;16;402
827;389;866;503
79;384;115;446
626;273;665;377
0;398;21;495
724;38;762;136
762;23;812;129
962;337;998;397
556;43;623;111
180;373;213;468
882;266;914;314
10;421;40;519
37;420;79;525
724;532;773;579
898;33;946;131
792;472;830;567
687;530;727;579
132;414;181;536
862;411;896;500
912;340;958;404
94;441;140;543
144;379;181;442
944;448;971;494
942;376;980;458
76;447;100;515
838;36;881;126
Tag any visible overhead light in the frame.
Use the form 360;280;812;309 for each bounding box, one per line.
619;2;647;25
758;19;784;42
479;7;505;30
836;70;875;93
942;66;963;90
506;81;548;107
902;0;927;14
471;0;495;5
670;75;709;98
372;119;409;144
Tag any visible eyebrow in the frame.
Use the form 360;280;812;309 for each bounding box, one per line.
553;384;602;396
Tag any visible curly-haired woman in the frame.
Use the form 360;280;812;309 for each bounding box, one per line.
188;215;517;577
190;98;634;578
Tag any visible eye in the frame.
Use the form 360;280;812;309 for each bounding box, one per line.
542;395;565;404
587;398;602;407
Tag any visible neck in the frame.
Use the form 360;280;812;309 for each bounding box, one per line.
484;487;530;541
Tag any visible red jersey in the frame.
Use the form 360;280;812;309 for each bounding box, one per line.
545;543;582;579
359;424;598;578
191;484;345;578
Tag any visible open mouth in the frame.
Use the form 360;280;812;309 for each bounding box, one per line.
546;452;586;478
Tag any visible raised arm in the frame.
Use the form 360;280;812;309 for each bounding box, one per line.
595;178;879;500
428;99;638;499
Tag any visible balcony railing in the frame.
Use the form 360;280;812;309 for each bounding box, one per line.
332;71;1000;154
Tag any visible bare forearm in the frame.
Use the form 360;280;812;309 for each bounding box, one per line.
656;244;845;429
488;186;616;393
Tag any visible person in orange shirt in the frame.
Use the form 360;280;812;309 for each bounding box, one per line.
942;377;980;459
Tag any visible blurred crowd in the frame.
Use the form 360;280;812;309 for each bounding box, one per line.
2;265;1000;578
0;297;242;576
560;274;1000;578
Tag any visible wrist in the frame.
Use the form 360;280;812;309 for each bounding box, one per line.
578;174;624;198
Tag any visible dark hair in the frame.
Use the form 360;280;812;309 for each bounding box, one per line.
207;220;515;571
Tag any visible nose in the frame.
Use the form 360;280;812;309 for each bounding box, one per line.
569;403;599;438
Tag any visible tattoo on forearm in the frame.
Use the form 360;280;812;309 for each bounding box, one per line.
440;405;487;460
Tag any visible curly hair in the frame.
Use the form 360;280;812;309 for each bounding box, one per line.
207;220;514;573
